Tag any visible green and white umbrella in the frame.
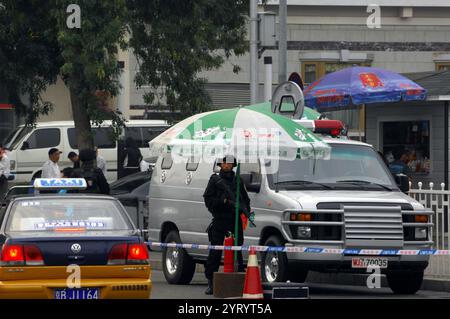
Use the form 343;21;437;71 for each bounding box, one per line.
148;105;330;261
149;105;330;162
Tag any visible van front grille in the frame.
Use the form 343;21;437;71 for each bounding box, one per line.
343;206;404;240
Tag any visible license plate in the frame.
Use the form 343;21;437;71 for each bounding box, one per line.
54;288;100;299
352;257;388;269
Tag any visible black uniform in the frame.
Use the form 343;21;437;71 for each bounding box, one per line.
203;170;251;280
73;149;110;195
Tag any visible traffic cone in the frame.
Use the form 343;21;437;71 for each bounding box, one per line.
242;247;263;299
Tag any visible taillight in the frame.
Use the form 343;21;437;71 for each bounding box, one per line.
108;244;127;265
1;245;24;265
24;245;44;266
1;244;44;266
127;244;149;264
108;243;149;265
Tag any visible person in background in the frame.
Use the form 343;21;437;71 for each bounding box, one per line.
42;148;62;179
121;137;143;176
377;151;389;167
68;151;80;169
95;147;107;177
0;145;11;200
389;148;411;176
73;149;109;195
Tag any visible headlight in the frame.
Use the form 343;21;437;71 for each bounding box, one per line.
415;228;427;240
297;227;311;238
10;160;16;170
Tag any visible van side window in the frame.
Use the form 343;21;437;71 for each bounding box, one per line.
240;162;261;175
125;126;169;148
161;153;173;169
186;158;199;171
68;128;116;149
25;128;60;149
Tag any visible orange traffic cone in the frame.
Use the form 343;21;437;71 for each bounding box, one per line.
242;247;263;299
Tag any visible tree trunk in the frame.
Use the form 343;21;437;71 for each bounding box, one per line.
69;87;94;151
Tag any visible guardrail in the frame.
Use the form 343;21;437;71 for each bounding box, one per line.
409;182;450;278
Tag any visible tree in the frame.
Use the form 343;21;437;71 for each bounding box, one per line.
128;0;249;117
0;1;249;150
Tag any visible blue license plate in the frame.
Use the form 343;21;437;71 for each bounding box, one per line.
54;288;100;299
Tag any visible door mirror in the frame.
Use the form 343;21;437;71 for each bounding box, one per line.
21;141;29;150
240;172;261;193
395;174;409;193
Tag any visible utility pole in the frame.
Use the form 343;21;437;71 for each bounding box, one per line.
278;0;287;84
250;0;259;104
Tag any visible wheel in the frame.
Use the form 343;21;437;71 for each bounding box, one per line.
386;270;424;295
162;230;196;285
261;235;289;283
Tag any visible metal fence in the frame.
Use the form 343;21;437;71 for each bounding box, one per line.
409;182;450;278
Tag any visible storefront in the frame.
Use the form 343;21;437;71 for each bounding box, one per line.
364;71;450;187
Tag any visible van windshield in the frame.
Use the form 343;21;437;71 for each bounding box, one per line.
270;144;398;191
4;126;32;150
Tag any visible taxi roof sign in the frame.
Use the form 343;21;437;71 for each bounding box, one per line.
33;178;87;190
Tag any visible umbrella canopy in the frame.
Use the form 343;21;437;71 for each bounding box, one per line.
149;106;330;162
244;102;321;120
304;66;427;110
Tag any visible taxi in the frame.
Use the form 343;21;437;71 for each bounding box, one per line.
0;178;151;299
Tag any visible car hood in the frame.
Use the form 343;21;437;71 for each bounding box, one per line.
277;190;423;210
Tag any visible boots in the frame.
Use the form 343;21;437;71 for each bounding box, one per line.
204;279;213;295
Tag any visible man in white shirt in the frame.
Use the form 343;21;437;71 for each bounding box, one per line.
95;147;107;177
0;145;11;200
41;148;62;178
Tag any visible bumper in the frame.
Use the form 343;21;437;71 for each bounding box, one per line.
0;265;152;299
0;278;152;299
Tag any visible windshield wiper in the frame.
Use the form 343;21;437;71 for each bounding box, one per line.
335;180;393;191
274;180;333;190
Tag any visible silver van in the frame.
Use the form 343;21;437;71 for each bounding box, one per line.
148;84;433;294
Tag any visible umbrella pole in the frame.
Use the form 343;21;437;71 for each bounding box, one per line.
234;162;241;270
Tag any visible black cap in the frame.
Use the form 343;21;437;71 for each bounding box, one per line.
48;148;62;156
217;155;237;167
68;151;78;159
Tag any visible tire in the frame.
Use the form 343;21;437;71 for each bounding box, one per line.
261;235;289;283
386;270;424;295
162;230;196;285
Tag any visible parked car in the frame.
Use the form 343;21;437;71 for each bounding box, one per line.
110;169;152;238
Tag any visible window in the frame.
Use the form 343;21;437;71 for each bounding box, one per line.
110;174;151;194
25;128;60;149
301;61;370;86
161;153;173;169
436;62;450;72
125;126;169;148
68;127;116;149
381;120;430;174
186;158;199;171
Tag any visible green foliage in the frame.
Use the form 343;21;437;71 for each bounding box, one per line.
0;0;61;125
127;0;249;117
1;0;249;144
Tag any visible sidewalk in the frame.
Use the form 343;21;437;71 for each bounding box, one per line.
149;250;450;293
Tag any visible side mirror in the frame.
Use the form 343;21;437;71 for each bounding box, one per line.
395;174;409;193
21;141;29;150
240;172;261;193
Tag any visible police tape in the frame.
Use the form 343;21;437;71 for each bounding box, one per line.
145;241;450;256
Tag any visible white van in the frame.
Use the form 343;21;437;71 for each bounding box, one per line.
147;83;434;294
3;120;169;184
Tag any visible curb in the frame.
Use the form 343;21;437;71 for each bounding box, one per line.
149;251;450;293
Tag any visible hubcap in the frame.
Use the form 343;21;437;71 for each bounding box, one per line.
166;245;180;275
264;252;279;282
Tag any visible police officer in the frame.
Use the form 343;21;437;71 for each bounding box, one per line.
203;155;251;295
73;149;110;195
